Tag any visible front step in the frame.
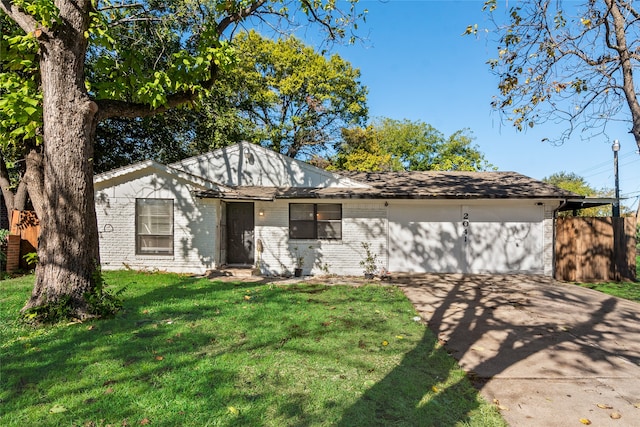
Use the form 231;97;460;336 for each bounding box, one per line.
208;265;259;278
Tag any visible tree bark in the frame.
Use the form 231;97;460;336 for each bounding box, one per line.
21;0;100;318
606;0;640;153
23;149;45;220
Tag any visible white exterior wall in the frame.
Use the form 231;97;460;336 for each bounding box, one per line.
254;200;388;276
387;199;560;276
543;205;556;276
172;141;367;189
95;169;219;274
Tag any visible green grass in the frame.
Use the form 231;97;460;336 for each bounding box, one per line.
0;271;505;427
575;256;640;303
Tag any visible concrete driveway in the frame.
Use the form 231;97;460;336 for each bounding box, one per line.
395;274;640;427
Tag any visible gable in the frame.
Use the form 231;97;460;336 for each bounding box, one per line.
169;141;368;189
94;159;226;195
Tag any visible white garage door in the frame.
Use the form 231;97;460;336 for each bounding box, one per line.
389;204;464;273
466;205;544;274
388;203;544;274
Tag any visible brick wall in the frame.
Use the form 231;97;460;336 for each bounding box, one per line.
95;172;219;274
255;200;388;276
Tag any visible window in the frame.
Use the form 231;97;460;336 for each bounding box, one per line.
289;203;342;239
136;199;174;255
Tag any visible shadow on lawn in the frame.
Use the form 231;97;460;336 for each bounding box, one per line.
2;274;495;426
1;276;256;425
334;332;484;427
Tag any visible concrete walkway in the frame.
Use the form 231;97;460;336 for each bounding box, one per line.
395;274;640;427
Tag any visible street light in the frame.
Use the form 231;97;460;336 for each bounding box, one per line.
612;140;620;217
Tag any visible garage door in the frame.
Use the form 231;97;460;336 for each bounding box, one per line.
389;204;464;273
388;203;544;274
466;205;544;273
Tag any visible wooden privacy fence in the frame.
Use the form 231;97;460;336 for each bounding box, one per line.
5;210;40;272
555;217;637;282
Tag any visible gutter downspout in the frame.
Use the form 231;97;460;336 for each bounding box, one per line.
551;199;570;280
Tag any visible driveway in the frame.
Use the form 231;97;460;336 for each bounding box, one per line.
395;274;640;427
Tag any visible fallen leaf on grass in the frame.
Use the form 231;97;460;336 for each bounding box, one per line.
579;418;591;425
228;406;240;415
140;418;150;425
49;404;67;413
432;386;439;393
597;403;613;409
610;412;622;419
105;387;114;394
155;356;164;361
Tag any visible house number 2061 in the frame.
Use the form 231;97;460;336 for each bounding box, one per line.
462;212;470;242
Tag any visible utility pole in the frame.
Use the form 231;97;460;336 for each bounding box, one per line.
612;140;620;217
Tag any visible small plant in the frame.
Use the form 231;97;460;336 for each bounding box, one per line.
85;267;127;318
360;242;379;278
23;251;38;266
293;246;305;269
293;245;314;269
0;228;9;267
20;267;126;324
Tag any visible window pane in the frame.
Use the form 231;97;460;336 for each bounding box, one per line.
317;204;341;220
138;235;173;254
290;204;315;221
136;199;173;254
290;220;315;239
317;221;342;239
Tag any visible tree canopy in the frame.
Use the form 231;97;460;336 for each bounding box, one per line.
331;118;495;172
93;30;367;172
478;0;640;152
0;0;364;321
543;171;612;216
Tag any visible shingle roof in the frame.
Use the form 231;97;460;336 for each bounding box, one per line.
195;171;577;200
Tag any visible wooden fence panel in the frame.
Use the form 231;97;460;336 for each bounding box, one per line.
6;210;40;272
555;217;636;282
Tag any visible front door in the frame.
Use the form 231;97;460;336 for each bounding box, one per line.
226;202;255;265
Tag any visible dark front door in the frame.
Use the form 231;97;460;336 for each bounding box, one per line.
226;202;255;265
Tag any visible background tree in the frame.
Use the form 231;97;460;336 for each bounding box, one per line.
332;118;495;171
93;30;367;172
0;14;45;224
229;31;368;158
480;0;640;152
330;125;395;171
0;0;363;321
543;171;612;216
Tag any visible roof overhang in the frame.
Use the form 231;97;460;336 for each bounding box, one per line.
557;197;620;212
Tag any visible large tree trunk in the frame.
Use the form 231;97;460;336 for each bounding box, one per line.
21;1;100;318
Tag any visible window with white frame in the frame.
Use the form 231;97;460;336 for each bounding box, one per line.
136;198;174;255
289;203;342;239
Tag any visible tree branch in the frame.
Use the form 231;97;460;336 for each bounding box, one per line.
217;0;268;35
0;0;39;34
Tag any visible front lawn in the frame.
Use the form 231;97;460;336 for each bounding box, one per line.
575;256;640;303
0;271;505;427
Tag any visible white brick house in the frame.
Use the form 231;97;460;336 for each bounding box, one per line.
94;142;576;276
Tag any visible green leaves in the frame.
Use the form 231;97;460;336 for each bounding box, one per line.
11;0;60;28
333;119;494;172
0;24;42;148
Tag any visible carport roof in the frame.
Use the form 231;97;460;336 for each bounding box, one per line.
195;171;578;201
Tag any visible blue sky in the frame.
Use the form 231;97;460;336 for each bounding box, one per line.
307;0;640;210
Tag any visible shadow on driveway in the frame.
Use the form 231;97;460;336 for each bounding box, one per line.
395;274;640;426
